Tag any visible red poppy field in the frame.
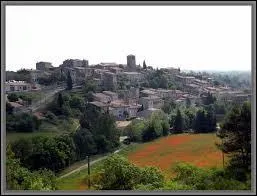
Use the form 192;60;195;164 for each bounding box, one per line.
127;133;226;178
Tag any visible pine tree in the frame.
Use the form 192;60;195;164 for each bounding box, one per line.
143;60;147;69
57;93;64;108
173;109;183;133
67;71;73;90
217;102;251;173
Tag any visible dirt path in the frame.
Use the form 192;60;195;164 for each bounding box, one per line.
58;147;123;179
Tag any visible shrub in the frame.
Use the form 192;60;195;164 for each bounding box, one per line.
8;93;19;102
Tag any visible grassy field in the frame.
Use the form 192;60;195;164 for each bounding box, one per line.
127;133;226;178
6;118;80;144
56;133;227;190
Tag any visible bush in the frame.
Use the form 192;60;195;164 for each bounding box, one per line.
6;113;41;132
170;162;250;190
95;155;164;190
8;93;19;102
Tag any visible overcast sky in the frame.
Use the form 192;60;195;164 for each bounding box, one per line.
6;5;251;72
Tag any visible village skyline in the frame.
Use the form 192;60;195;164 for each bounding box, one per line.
6;5;251;72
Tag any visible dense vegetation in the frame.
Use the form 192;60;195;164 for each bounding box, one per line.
124;110;169;142
86;155;251;190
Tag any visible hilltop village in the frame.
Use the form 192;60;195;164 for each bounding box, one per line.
6;54;251;119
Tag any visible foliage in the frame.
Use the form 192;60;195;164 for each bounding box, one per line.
143;60;147;69
173;109;183;133
6;145;57;190
95;155;164;190
66;71;73;90
142;110;170;142
6;102;14;115
10;134;77;173
162;99;176;114
6;113;41;132
57;93;64;108
166;162;250;190
203;92;216;105
8;93;19;102
73;128;97;159
217;101;251;176
79;104;120;153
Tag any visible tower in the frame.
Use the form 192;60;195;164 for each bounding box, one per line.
127;55;136;70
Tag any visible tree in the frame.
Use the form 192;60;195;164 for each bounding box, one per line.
6;102;14;115
193;109;208;133
57;93;64;108
143;60;147;69
203;92;216;105
217;102;251;175
6;145;57;190
8;93;19;102
73;128;97;159
66;71;73;90
186;98;191;108
96;155;164;190
205;105;216;131
69;95;84;111
173;109;183;133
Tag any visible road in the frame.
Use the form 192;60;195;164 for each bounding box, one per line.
58;146;126;179
27;85;82;112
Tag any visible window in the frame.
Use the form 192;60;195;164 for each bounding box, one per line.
23;86;27;90
10;86;15;91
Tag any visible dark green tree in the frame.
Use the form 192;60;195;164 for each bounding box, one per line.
8;93;19;102
193;109;207;133
217;102;251;175
57;93;64;108
73;128;97;159
143;60;147;69
173;109;183;133
66;71;73;90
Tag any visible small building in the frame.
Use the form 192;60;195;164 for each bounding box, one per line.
89;101;109;113
175;75;195;85
139;96;164;109
5;80;32;93
61;59;89;68
102;91;119;101
140;89;158;97
102;72;118;91
36;62;53;71
92;93;112;103
137;108;161;119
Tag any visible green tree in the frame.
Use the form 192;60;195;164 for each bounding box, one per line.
186;98;191;108
217;102;251;177
6;144;57;190
96;155;164;190
6;102;14;115
193;109;207;133
57;93;64;108
73;128;97;159
143;60;147;69
173;109;183;133
66;71;73;90
8;93;19;102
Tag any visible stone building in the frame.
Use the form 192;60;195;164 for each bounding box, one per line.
5;80;32;93
61;59;89;68
139;96;164;109
102;91;119;101
102;72;117;91
36;62;54;71
127;54;136;71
